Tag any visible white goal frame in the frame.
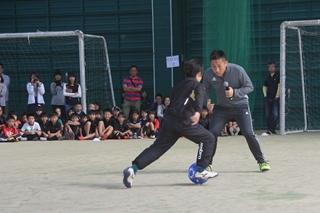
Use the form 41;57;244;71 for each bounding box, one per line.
280;19;320;135
0;30;115;112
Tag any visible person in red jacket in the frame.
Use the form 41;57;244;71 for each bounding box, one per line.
2;116;19;142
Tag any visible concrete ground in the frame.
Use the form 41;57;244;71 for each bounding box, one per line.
1;132;320;213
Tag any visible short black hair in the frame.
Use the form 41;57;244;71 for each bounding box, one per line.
70;113;79;119
103;108;112;114
50;112;59;118
210;49;227;61
27;113;35;119
0;63;3;68
202;106;209;112
8;111;17;117
129;65;138;71
182;59;203;78
148;110;156;116
6;115;15;121
268;61;277;68
132;109;140;115
118;112;126;118
87;110;95;115
40;112;48;118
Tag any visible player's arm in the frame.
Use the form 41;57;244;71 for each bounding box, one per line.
233;70;254;97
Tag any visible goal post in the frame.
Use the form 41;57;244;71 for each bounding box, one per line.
0;30;115;114
280;20;320;135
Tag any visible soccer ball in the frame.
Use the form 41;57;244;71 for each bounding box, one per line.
188;162;208;184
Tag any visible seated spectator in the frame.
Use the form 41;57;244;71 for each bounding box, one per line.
18;112;27;130
150;93;165;124
39;112;49;140
229;119;240;136
127;109;141;139
66;108;76;120
139;109;149;139
74;102;86;118
47;112;63;140
79;114;88;139
54;107;65;131
8;111;21;130
113;112;131;139
199;106;210;130
88;103;95;111
98;108;115;140
35;105;44;123
64;113;81;140
79;110;99;140
0;106;6;131
1;116;20;142
112;106;121;119
20;113;41;141
140;90;151;111
145;110;159;139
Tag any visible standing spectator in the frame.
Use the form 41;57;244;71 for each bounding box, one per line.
122;65;143;119
261;62;280;136
26;72;45;114
51;69;66;120
204;49;270;171
0;74;7;112
63;72;81;114
0;63;10;115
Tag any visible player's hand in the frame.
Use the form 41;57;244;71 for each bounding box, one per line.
206;99;215;112
225;87;234;98
190;112;200;125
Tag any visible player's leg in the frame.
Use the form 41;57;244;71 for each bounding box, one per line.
209;106;230;160
123;118;180;188
232;106;270;171
182;123;218;179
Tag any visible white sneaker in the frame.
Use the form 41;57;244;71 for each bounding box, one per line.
150;135;155;139
93;138;100;141
195;170;219;180
40;137;47;141
0;138;7;142
20;137;28;141
123;167;135;188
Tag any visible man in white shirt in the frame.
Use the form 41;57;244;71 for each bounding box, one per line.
0;63;10;115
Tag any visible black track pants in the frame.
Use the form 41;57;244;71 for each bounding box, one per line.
132;116;216;170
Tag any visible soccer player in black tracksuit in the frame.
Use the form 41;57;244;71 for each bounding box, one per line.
122;59;218;188
204;49;270;171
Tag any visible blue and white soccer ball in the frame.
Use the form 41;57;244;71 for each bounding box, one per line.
188;162;208;185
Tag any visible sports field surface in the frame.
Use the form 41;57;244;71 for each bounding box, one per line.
1;132;319;213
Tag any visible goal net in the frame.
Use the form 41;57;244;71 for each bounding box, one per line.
0;30;115;115
280;20;320;134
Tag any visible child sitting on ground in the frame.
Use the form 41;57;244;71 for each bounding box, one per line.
113;112;131;139
199;106;210;130
47;112;63;141
1;116;20;142
139;109;149;139
98;108;115;140
79;110;99;140
20;113;42;141
145;110;159;139
229;119;240;136
127;109;141;139
64;113;81;140
39;112;49;141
